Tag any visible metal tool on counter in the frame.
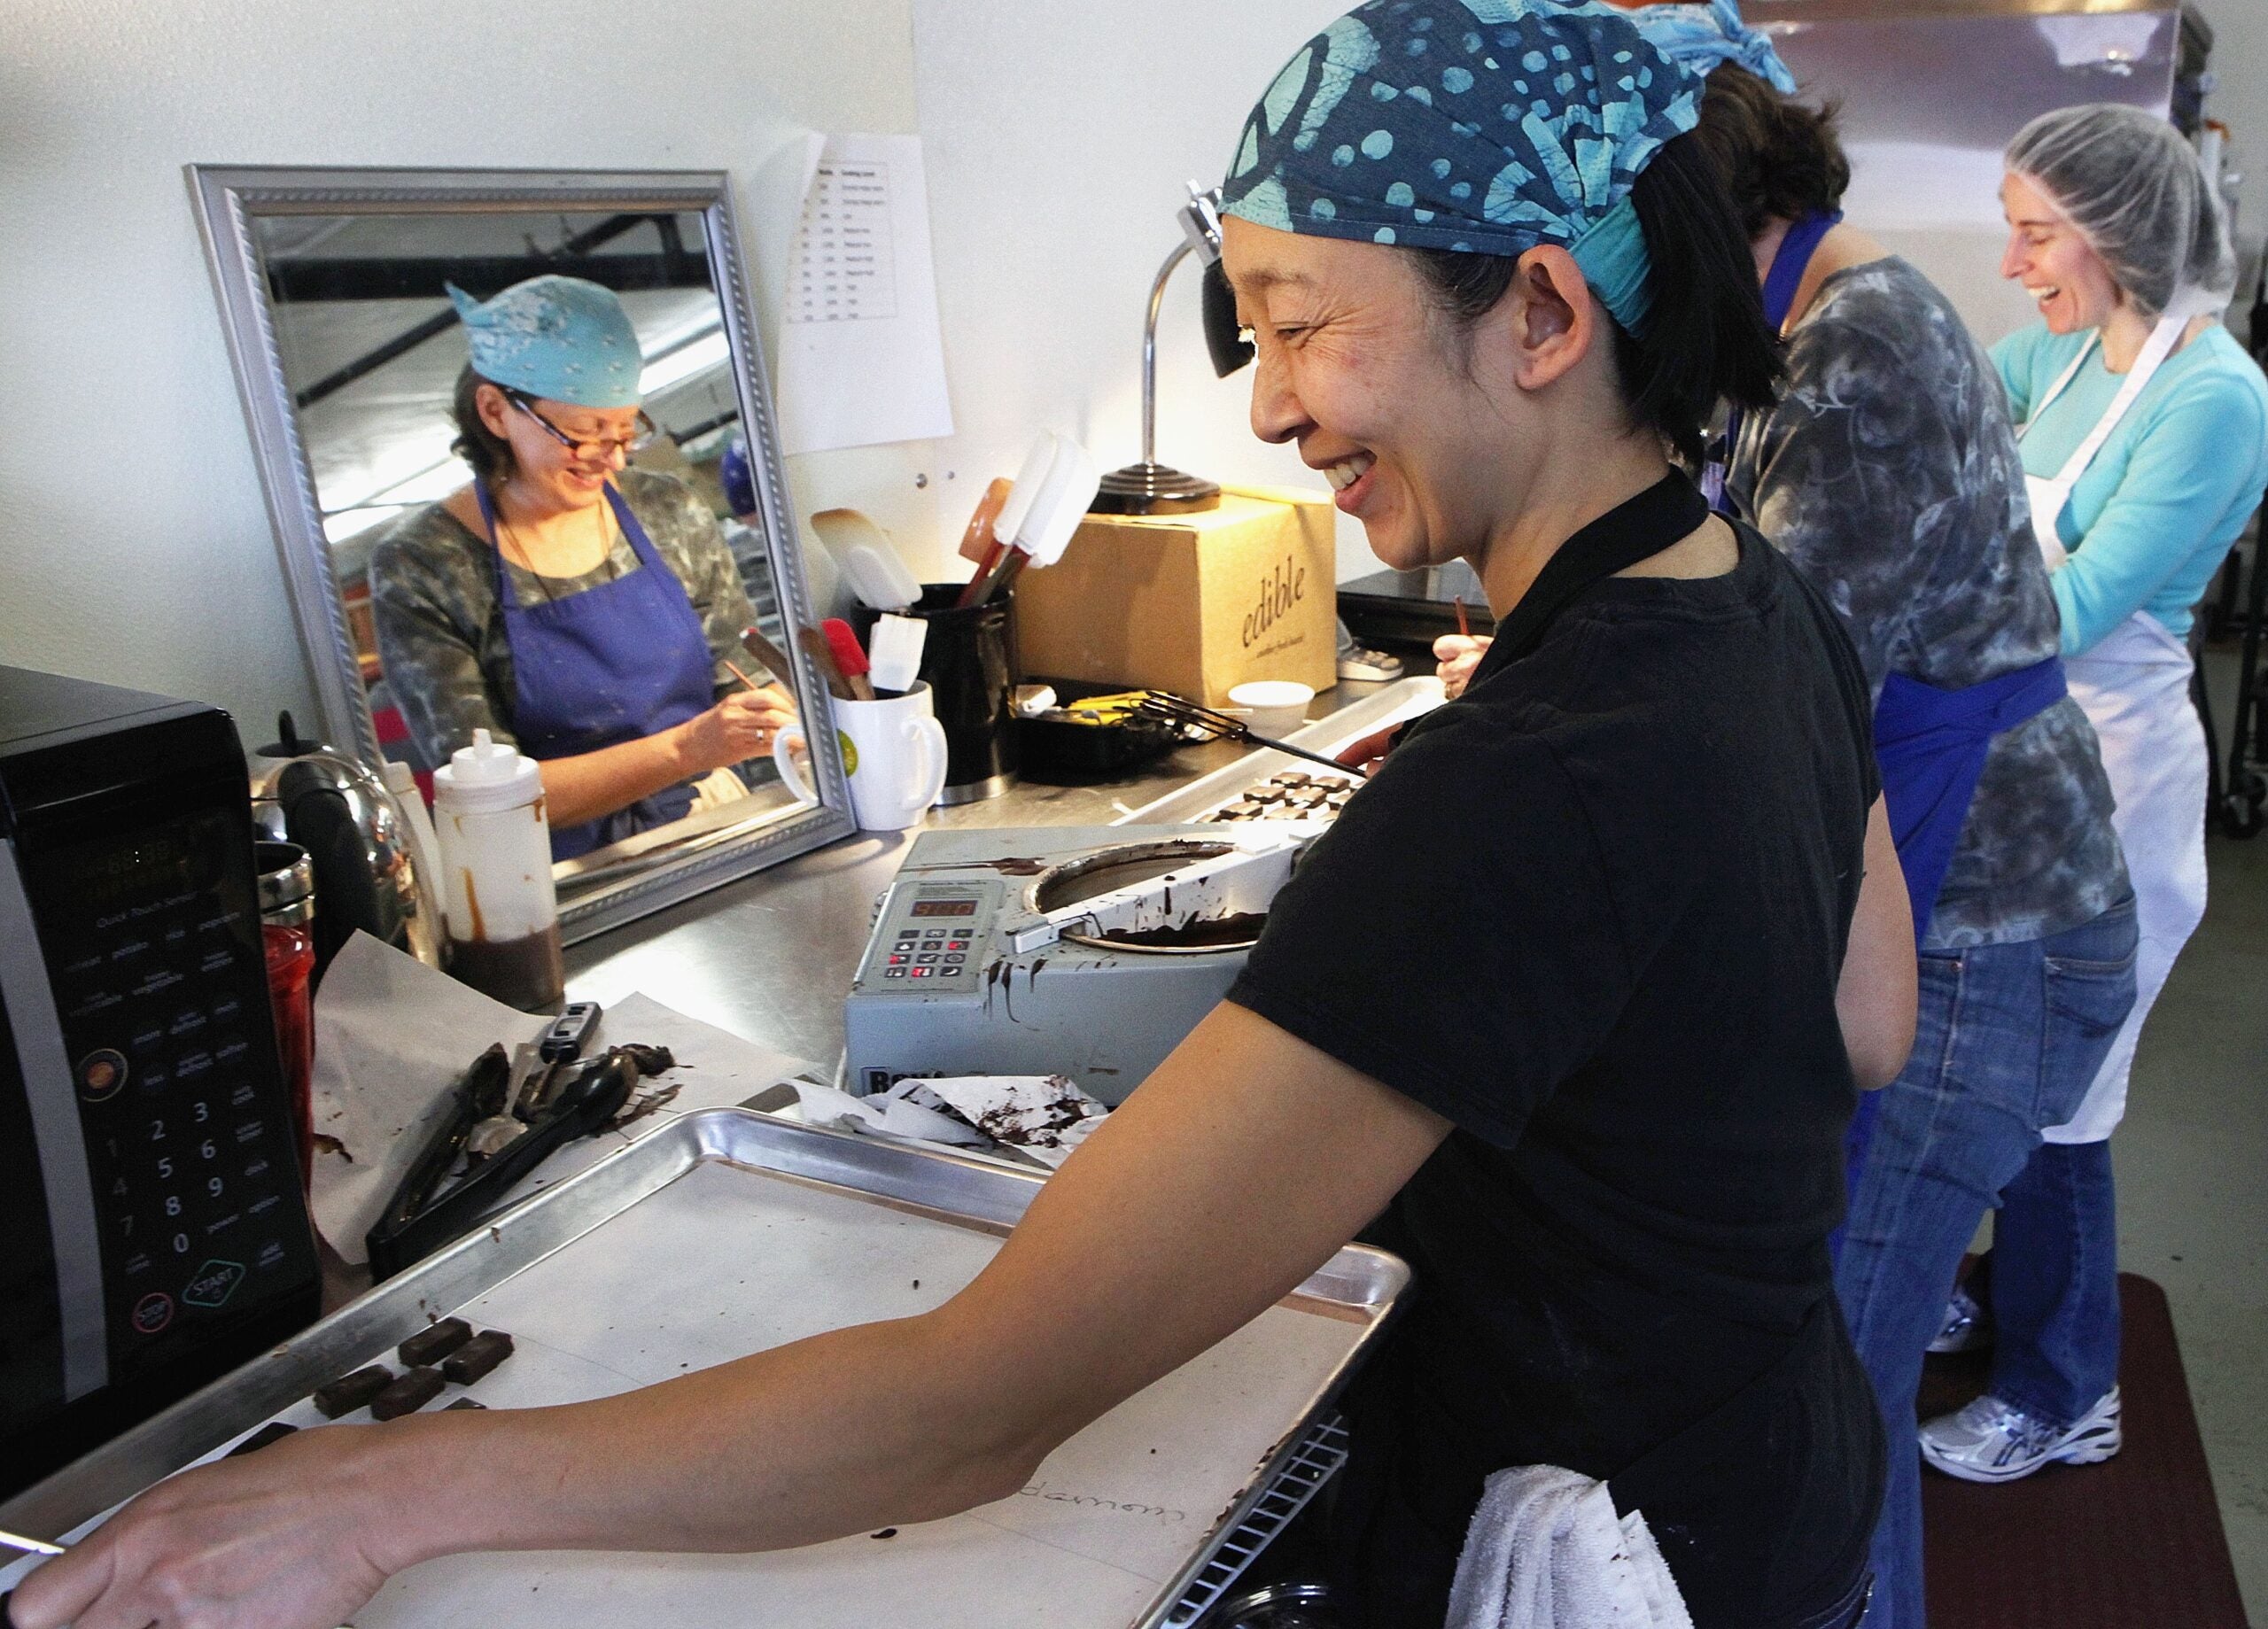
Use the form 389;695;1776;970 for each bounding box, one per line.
1133;693;1368;780
367;1006;672;1280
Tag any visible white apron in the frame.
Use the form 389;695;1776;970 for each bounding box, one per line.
2021;315;2210;1144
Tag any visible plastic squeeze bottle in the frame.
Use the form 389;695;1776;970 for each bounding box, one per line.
431;729;563;1011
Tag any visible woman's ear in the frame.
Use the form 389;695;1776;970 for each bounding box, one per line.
1503;245;1599;392
475;382;515;439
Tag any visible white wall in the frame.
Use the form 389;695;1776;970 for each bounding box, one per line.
0;0;918;737
911;0;1383;588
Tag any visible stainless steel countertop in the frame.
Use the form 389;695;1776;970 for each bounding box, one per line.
563;679;1401;1068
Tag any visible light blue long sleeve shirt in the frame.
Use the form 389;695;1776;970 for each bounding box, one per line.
1993;322;2268;655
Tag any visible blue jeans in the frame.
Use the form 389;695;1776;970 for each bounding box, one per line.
1835;897;2137;1629
1967;1138;2124;1426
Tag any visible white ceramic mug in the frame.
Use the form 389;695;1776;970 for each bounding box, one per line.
773;682;949;832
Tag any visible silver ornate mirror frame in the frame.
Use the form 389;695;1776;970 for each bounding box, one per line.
188;165;853;944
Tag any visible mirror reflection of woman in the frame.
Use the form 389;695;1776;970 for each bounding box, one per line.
369;275;796;860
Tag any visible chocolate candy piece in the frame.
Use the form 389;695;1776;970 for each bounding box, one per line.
312;1365;393;1418
441;1330;515;1385
370;1367;445;1421
444;1397;488;1411
227;1422;299;1457
398;1317;472;1368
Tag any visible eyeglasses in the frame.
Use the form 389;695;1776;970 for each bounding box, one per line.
506;390;659;461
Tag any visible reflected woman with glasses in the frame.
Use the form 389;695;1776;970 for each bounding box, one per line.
369;275;796;859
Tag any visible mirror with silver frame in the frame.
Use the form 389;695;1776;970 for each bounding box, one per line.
190;167;853;944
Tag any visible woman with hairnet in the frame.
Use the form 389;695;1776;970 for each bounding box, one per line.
1912;107;2268;1491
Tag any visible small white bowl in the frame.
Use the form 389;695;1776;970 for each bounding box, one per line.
1228;680;1315;739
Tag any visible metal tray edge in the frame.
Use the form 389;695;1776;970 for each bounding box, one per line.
5;1109;1406;1545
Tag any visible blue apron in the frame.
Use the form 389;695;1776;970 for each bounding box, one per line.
478;483;717;860
1704;215;2071;1231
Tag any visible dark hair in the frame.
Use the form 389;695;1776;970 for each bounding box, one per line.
1692;63;1851;240
450;365;514;485
1410;131;1783;466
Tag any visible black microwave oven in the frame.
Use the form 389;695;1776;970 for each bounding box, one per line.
0;665;320;1501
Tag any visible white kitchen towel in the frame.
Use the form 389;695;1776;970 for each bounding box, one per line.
1445;1464;1693;1629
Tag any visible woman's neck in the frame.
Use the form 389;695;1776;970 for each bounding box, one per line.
2098;302;2211;372
493;476;602;535
1473;432;1671;617
1751;218;1889;334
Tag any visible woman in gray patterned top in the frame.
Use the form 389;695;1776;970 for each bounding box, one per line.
1685;55;2136;1629
369;275;793;860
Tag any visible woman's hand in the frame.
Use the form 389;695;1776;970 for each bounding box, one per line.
1335;725;1401;776
678;684;796;774
1433;633;1492;701
7;1427;407;1629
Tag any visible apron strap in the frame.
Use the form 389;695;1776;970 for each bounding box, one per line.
1473;472;1711;673
1703;212;1840;516
2023;315;2187;487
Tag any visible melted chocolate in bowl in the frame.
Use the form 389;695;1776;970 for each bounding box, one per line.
1033;841;1267;955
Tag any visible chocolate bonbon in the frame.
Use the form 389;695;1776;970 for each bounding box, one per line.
312;1365;393;1418
441;1330;515;1385
370;1367;445;1421
399;1317;473;1367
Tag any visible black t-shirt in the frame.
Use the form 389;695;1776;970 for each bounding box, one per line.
1227;502;1884;1629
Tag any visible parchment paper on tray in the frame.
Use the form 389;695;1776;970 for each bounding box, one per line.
310;932;819;1263
792;1074;1107;1167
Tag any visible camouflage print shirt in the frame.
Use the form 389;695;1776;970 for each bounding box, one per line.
369;469;768;772
1728;258;2129;950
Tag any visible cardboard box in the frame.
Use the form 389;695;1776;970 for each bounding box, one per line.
1013;486;1338;707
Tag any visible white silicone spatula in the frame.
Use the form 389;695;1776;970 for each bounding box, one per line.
809;509;922;611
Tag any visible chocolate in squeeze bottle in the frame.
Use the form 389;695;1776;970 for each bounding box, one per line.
431;730;563;1011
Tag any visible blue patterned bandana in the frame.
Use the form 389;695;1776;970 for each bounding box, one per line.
447;275;643;408
1627;1;1797;95
1221;0;1703;333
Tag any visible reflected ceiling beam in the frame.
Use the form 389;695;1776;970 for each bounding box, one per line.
284;213;703;410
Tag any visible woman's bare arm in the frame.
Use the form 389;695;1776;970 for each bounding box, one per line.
1837;795;1917;1090
12;1005;1450;1629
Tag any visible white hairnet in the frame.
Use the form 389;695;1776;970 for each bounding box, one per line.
2005;103;2235;320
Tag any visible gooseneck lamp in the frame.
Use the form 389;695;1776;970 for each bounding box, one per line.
1091;185;1259;516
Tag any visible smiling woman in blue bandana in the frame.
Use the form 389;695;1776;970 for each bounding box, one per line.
11;11;1905;1629
369;275;794;860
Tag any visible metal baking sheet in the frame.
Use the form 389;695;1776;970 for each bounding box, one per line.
2;1108;1406;1628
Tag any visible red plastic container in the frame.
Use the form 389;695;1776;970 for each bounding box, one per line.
255;842;318;1190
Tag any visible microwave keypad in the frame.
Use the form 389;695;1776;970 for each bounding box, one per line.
37;833;312;1369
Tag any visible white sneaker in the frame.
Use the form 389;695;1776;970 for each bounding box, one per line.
1918;1387;2122;1484
1926;1284;1992;1354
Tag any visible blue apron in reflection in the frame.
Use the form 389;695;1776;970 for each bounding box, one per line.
479;483;716;860
1705;214;2071;1235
